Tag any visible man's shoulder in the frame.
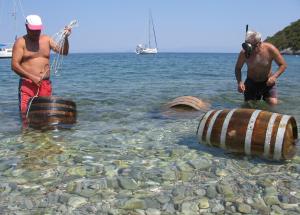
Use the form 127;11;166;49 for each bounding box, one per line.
262;42;277;50
262;42;283;59
14;36;26;46
40;34;51;41
16;35;25;41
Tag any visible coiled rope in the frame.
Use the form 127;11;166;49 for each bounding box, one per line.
51;20;78;75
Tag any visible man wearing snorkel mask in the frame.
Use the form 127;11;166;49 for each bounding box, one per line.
234;30;287;105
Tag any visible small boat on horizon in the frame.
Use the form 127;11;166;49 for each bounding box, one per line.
136;10;158;55
0;0;20;59
0;44;13;58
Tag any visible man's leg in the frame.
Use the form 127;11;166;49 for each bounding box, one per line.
19;79;38;127
266;97;278;105
263;84;278;105
38;80;52;96
244;78;261;101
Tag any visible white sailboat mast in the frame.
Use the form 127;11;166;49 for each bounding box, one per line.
150;11;158;48
148;11;151;48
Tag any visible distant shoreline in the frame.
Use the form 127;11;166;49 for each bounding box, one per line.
280;48;300;55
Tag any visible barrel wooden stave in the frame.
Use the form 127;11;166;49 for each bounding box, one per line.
280;117;297;159
167;96;210;111
197;108;298;160
27;96;76;130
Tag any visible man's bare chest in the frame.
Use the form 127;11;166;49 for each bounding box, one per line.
23;43;50;60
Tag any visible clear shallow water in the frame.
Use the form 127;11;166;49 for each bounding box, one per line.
0;53;300;214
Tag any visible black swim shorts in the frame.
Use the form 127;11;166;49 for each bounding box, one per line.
244;78;277;101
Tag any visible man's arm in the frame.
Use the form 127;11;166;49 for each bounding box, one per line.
49;28;71;55
11;38;41;84
267;43;287;86
270;44;287;79
235;51;246;93
50;37;69;55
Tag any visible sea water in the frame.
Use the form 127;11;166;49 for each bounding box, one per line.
0;53;299;214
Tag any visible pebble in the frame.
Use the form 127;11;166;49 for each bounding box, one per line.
68;196;87;208
198;197;210;209
237;203;252;214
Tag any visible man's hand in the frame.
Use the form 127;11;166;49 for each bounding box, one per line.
63;26;72;38
238;82;245;93
31;74;42;86
267;76;277;86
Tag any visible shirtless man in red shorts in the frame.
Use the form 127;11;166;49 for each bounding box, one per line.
11;15;71;119
235;30;287;105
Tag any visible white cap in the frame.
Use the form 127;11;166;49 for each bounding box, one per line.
25;15;43;30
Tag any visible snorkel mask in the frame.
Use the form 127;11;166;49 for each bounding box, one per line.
242;25;252;58
242;42;253;58
241;26;262;58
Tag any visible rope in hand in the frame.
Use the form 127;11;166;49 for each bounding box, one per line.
51;20;78;75
25;64;50;118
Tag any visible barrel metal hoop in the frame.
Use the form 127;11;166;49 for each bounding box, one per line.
32;98;76;107
197;110;214;143
220;109;237;149
273;115;291;160
263;113;278;158
29;106;76;112
245;110;262;155
206;110;222;146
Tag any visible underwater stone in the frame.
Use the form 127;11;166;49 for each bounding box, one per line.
237;203;252;214
181;201;199;214
206;185;217;199
216;184;235;200
162;202;176;214
67;166;87;177
215;169;228;177
211;203;225;213
188;158;212;170
117;177;138;190
156;194;171;204
145;208;161;215
68;196;87;208
264;195;280;206
198;197;210;209
24;198;34;210
121;198;147;210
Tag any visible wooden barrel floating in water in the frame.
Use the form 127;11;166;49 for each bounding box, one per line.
27;96;77;130
166;96;210;111
196;108;298;160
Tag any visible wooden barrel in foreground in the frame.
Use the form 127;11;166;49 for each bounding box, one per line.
196;108;298;160
27;96;77;130
166;96;210;111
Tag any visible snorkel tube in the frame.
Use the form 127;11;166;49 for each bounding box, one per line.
242;24;253;58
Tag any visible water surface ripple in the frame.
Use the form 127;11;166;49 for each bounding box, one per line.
0;53;299;214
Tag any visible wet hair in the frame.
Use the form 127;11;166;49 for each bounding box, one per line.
245;30;262;44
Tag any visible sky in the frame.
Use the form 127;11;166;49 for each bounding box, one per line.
0;0;299;53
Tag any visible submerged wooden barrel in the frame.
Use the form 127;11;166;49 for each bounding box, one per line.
27;96;77;130
196;108;298;160
166;96;210;111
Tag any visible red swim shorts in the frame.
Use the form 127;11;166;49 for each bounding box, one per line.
18;78;52;115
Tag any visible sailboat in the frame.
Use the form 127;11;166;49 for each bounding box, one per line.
136;11;158;55
0;0;18;59
0;44;13;58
